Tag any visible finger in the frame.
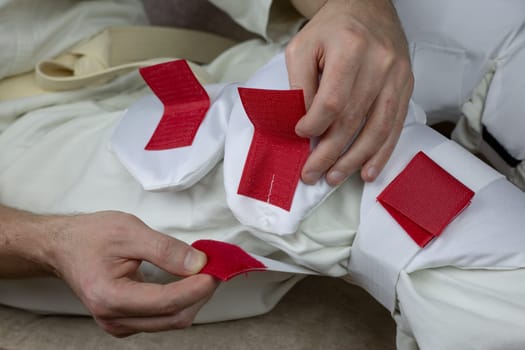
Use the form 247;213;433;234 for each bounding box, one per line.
127;226;207;276
300;109;363;184
301;51;387;184
97;296;212;337
285;39;319;110
361;76;413;182
325;76;402;186
295;42;362;139
97;274;218;318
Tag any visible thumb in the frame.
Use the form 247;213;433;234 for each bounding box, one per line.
130;228;207;276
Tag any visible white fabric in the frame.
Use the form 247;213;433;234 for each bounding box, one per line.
208;0;272;39
0;0;147;80
250;253;318;276
0;1;357;322
397;268;525;350
398;0;525;191
392;3;525;348
349;115;525;311
1;2;525;350
208;0;305;44
110;83;235;190
112;52;339;233
0;271;305;323
398;0;525;122
224;53;335;234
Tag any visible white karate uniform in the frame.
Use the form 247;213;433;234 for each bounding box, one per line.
1;1;525;349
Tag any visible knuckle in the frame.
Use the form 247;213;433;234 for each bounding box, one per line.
341;27;368;51
154;237;179;266
285;39;301;58
321;94;345;115
318;152;340;168
171;314;194;330
349;35;368;53
84;285;112;318
370;119;392;141
376;123;392;141
376;44;396;71
99;320;132;338
339;113;362;131
381;96;399;119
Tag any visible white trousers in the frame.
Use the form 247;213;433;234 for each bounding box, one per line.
1;1;525;349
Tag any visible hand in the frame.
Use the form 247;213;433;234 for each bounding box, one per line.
48;211;218;337
286;0;414;185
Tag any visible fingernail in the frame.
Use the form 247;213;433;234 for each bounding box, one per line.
184;249;207;274
366;167;377;181
303;171;321;184
328;170;346;185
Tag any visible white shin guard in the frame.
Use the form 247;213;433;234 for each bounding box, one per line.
349;103;525;312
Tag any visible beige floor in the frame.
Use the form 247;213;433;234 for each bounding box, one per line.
0;277;395;350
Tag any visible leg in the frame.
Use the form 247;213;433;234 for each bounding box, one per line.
349;100;525;349
397;268;525;350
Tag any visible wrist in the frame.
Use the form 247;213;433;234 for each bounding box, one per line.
33;214;72;278
0;205;69;277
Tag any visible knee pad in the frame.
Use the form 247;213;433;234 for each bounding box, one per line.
110;54;342;234
349;104;525;312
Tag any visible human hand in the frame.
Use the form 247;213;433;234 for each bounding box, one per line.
286;0;414;185
47;211;218;337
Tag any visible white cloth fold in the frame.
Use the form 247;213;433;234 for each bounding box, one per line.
111;83;235;190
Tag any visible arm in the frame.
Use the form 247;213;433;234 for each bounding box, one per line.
0;205;217;336
287;0;413;185
0;205;55;277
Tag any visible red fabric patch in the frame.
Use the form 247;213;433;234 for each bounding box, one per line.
377;151;474;247
237;88;309;211
139;60;210;150
191;240;267;281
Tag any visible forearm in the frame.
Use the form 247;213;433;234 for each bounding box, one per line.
0;205;59;278
291;0;397;20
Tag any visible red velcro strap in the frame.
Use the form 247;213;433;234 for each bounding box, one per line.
191;240;266;281
377;151;475;247
139;60;210;150
237;88;309;211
